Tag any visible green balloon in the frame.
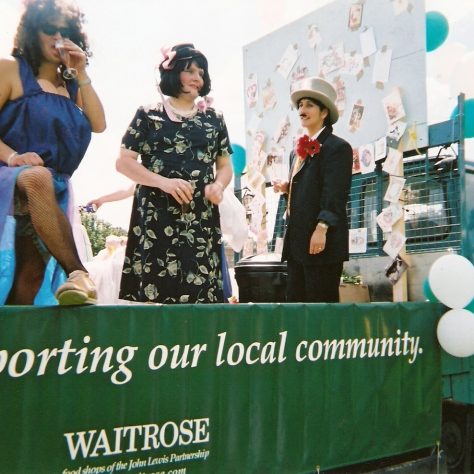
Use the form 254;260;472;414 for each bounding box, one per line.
231;144;246;175
426;11;449;52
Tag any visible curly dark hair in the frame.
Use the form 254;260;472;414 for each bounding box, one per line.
12;0;91;77
159;44;211;98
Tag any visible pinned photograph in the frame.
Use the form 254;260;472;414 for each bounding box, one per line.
319;42;345;76
349;103;364;132
269;143;286;161
352;148;361;174
376;208;393;233
333;76;346;115
245;73;258;109
349;228;368;253
360;26;377;58
392;0;410;15
307;24;322;49
291;65;309;83
376;203;403;233
276;43;300;79
249;211;264;239
253;149;268;173
358;143;376;174
382;147;403;175
383;230;406;259
268;153;288;186
385;254;409;284
248;170;266;194
342;51;364;77
246;113;262;137
348;3;363;30
384;175;406;203
374;136;387;161
273;116;291;145
382;88;406;124
372;47;392;85
262;79;277;110
248;190;265;213
387;120;407;148
252;130;266;156
256;231;269;254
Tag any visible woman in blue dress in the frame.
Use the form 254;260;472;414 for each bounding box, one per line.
0;0;106;305
116;44;233;303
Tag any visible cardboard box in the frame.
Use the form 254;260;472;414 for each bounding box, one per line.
339;284;370;303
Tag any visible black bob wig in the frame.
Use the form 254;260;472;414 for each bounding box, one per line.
159;43;211;98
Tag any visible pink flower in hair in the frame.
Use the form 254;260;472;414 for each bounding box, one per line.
160;46;177;70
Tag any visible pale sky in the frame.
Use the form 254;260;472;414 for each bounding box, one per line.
1;0;473;229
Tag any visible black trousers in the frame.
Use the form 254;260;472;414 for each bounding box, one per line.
286;258;343;303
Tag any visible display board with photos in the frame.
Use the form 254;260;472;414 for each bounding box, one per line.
241;0;427;256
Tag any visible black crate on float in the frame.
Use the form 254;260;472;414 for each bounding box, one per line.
234;253;287;303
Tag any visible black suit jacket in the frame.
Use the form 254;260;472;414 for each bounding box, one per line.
282;126;353;265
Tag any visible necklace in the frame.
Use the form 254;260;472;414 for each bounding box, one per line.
36;75;67;95
166;99;198;119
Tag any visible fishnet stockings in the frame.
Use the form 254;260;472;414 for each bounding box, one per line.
6;236;45;305
7;167;86;304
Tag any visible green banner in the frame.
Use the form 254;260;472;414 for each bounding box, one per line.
0;303;442;474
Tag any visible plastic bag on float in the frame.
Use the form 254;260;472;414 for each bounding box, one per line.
218;188;248;252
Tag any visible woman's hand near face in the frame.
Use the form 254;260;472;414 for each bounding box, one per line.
61;38;87;73
70;40;106;133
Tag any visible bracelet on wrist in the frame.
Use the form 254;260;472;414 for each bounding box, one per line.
7;151;18;167
77;78;92;87
214;181;225;190
317;221;329;230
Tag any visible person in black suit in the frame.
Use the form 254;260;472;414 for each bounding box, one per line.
273;77;353;302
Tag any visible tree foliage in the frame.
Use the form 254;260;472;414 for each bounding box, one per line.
80;211;127;256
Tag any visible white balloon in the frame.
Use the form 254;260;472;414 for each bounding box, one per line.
429;254;474;309
449;52;474;99
437;309;474;357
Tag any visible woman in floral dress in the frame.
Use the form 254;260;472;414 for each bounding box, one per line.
116;44;233;303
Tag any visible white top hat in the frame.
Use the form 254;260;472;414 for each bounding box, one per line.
290;77;339;124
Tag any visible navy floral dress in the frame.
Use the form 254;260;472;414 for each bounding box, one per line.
119;103;232;304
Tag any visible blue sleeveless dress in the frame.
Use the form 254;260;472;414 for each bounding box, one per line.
0;55;92;304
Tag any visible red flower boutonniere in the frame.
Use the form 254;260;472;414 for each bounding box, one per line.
296;135;321;160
